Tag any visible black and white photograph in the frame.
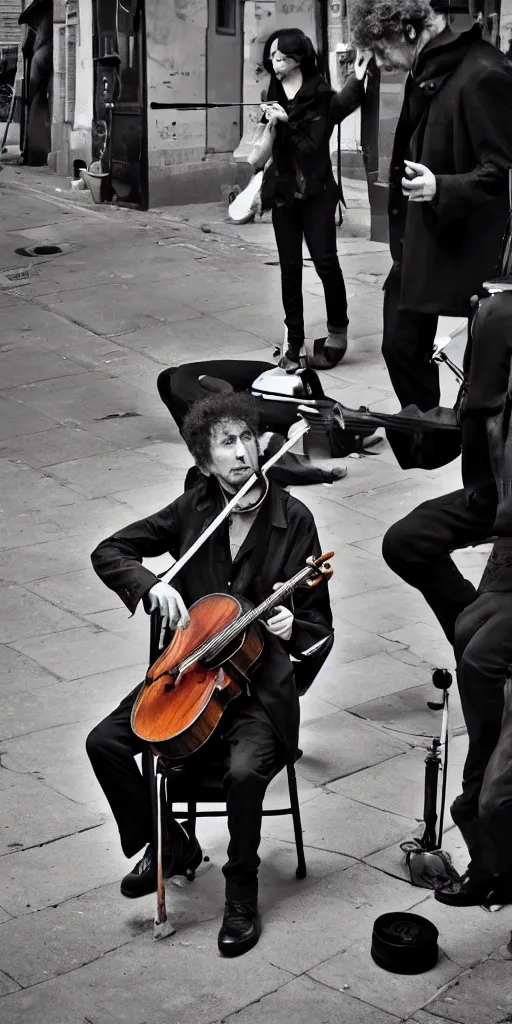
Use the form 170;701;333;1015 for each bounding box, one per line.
1;0;512;1021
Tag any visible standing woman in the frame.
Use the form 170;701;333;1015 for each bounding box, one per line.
248;29;371;371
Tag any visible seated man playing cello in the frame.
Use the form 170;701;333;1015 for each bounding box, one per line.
87;392;333;957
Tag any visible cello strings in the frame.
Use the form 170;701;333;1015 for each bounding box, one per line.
176;565;315;673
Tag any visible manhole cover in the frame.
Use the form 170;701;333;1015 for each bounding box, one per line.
15;244;64;257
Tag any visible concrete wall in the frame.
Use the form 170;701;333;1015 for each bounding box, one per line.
69;0;93;170
0;0;21;43
146;0;244;206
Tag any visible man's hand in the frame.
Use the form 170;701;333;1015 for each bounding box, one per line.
260;102;289;127
354;49;372;81
263;582;294;641
148;581;190;647
402;160;437;202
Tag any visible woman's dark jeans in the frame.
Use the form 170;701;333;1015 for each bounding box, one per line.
272;187;348;356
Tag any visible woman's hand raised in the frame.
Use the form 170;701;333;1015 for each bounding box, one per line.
260;102;289;126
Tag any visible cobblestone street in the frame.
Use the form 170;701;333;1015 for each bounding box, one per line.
0;166;510;1024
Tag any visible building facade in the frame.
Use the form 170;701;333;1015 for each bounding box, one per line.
47;0;339;208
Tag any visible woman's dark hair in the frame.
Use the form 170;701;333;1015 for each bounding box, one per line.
182;392;260;469
262;27;319;79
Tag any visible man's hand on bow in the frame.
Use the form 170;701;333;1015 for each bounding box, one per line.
402;160;437;202
263;582;294;641
148;581;190;647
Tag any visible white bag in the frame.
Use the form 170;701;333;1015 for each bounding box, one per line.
228;171;263;224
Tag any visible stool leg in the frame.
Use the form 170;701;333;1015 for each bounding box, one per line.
287;762;307;880
187;800;197;839
153;764;175;940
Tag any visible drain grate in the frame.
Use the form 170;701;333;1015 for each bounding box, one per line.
3;267;30;281
15;244;64;258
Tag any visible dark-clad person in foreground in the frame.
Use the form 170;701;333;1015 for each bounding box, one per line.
383;283;512;909
87;392;333;957
350;0;512;419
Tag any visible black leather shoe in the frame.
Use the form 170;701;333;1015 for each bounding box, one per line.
217;900;261;957
120;832;202;899
434;870;511;908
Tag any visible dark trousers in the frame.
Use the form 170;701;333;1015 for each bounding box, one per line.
452;594;512;877
382;280;441;412
382;489;495;644
86;688;284;901
382;489;512;875
272;188;348;356
157;360;293;436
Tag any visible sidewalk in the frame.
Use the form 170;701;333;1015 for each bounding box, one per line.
0;166;508;1024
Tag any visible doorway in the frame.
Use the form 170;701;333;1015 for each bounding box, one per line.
92;0;148;208
206;0;243;154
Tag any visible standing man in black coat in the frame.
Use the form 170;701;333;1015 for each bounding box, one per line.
87;392;333;957
350;0;512;413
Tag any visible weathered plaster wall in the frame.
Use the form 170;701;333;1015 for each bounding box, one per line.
69;0;93;167
146;0;227;204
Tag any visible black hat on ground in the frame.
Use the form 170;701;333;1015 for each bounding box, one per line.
371;912;439;974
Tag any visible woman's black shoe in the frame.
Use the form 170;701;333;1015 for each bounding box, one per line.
217;900;261;957
120;834;203;899
434;870;511;907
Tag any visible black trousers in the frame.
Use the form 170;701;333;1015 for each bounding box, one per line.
453;593;512;877
382;279;442;412
382;489;512;875
272;188;348;355
86;688;284;901
157;360;293;436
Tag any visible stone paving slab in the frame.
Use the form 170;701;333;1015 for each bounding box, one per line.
0;537;90;584
0;822;127;916
0;923;294;1024
24;567;120;617
426;958;512;1024
8;624;148;683
253;861;422;977
0;581;81;645
0;972;21;996
0;663;146;741
222;974;401;1024
329;746;461;823
308;938;462;1019
0;774;102;854
382;623;455;673
314;651;434;709
263;789;416;859
0;511;66;552
295;710;410;786
0;644;62;698
0;425;119;468
352;682;465;739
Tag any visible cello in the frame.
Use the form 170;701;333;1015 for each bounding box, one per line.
131;551;334;760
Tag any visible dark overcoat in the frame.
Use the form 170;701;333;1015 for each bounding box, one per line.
389;26;512;316
91;478;333;756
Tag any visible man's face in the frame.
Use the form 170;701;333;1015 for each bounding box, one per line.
206;419;259;493
372;38;416;72
270;40;299;80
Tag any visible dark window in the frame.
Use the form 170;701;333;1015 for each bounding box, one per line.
216;0;236;35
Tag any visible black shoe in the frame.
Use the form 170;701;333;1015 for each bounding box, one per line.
120;831;203;899
217;900;261;957
434;870;511;908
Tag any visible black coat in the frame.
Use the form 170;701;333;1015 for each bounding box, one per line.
262;73;364;207
389;26;512;316
91;479;333;755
